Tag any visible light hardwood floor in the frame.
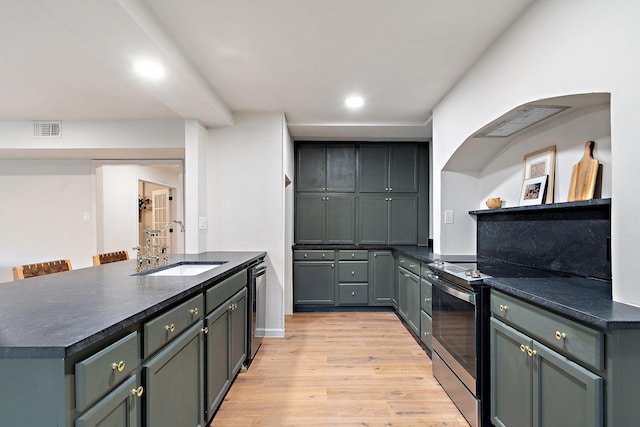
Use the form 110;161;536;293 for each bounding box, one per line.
211;311;469;427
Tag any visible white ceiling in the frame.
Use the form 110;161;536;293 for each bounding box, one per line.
0;0;534;141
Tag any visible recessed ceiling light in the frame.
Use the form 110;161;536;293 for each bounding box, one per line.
134;59;166;81
345;96;364;109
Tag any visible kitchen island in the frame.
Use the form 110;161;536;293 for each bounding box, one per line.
0;251;265;427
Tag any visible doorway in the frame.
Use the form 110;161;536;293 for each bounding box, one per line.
139;180;178;253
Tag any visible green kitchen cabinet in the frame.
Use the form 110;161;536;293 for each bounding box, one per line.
204;287;247;420
75;375;141;427
369;251;394;306
296;143;356;192
142;322;205;427
419;268;432;352
359;194;418;244
490;311;603;427
293;251;336;306
397;261;420;336
295;193;355;244
358;143;418;193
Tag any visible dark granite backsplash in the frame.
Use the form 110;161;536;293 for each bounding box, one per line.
471;199;611;280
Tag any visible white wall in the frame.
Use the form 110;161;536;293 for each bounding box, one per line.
208;113;287;337
0;160;97;282
432;0;640;305
283;119;295;316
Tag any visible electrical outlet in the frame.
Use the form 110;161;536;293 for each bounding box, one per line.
444;210;454;224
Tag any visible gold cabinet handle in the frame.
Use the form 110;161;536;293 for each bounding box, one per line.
165;324;175;332
423;331;430;336
189;308;199;316
331;263;334;268
351;292;355;296
351;271;355;276
201;327;209;334
424;298;431;302
499;304;508;312
555;331;566;340
526;346;537;357
304;253;307;258
322;253;325;259
520;344;526;353
351;253;355;258
112;360;125;372
131;386;144;398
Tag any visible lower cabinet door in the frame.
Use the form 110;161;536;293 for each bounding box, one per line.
293;261;335;305
143;322;204;427
75;375;141;427
490;318;533;427
205;302;230;418
229;288;247;377
533;341;603;427
419;310;432;352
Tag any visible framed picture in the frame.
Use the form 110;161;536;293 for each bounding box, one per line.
519;175;548;206
523;145;555;203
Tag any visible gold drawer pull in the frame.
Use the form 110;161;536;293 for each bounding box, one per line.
111;360;125;372
165;324;175;332
520;344;526;353
201;327;209;334
527;346;537;357
131;386;144;397
351;291;355;296
424;298;431;302
499;304;508;312
351;271;355;276
189;308;199;316
555;331;566;340
423;331;430;336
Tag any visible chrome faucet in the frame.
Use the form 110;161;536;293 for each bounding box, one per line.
134;220;185;272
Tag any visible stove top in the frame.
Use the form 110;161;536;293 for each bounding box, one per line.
427;257;574;289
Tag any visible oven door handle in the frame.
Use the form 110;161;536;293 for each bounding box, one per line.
430;275;476;304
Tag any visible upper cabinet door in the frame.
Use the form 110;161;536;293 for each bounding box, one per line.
296;145;326;192
359;144;389;192
297;144;355;192
326;144;356;192
389;144;418;192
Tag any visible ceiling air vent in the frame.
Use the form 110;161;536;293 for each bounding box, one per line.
33;121;61;138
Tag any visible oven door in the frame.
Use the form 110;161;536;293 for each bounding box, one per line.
428;273;478;395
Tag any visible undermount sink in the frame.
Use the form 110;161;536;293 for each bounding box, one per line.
141;262;226;277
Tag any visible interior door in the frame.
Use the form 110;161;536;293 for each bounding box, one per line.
152;188;170;251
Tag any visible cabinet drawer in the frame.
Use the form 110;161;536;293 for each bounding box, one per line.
491;290;604;370
420;310;432;351
338;250;368;261
206;269;247;313
397;256;420;275
420;278;432;315
338;261;368;282
294;250;335;261
75;331;140;412
144;294;204;358
339;284;369;305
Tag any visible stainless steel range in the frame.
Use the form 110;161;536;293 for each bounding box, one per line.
425;259;492;427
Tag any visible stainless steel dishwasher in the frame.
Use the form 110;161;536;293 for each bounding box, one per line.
246;261;266;367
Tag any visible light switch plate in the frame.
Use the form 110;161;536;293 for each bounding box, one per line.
198;216;208;230
444;210;454;224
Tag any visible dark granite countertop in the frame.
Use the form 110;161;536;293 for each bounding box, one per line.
0;251;265;359
485;275;640;331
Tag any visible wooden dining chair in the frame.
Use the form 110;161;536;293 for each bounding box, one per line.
12;259;73;280
92;250;129;266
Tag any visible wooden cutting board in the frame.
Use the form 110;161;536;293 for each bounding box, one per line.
568;141;599;201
